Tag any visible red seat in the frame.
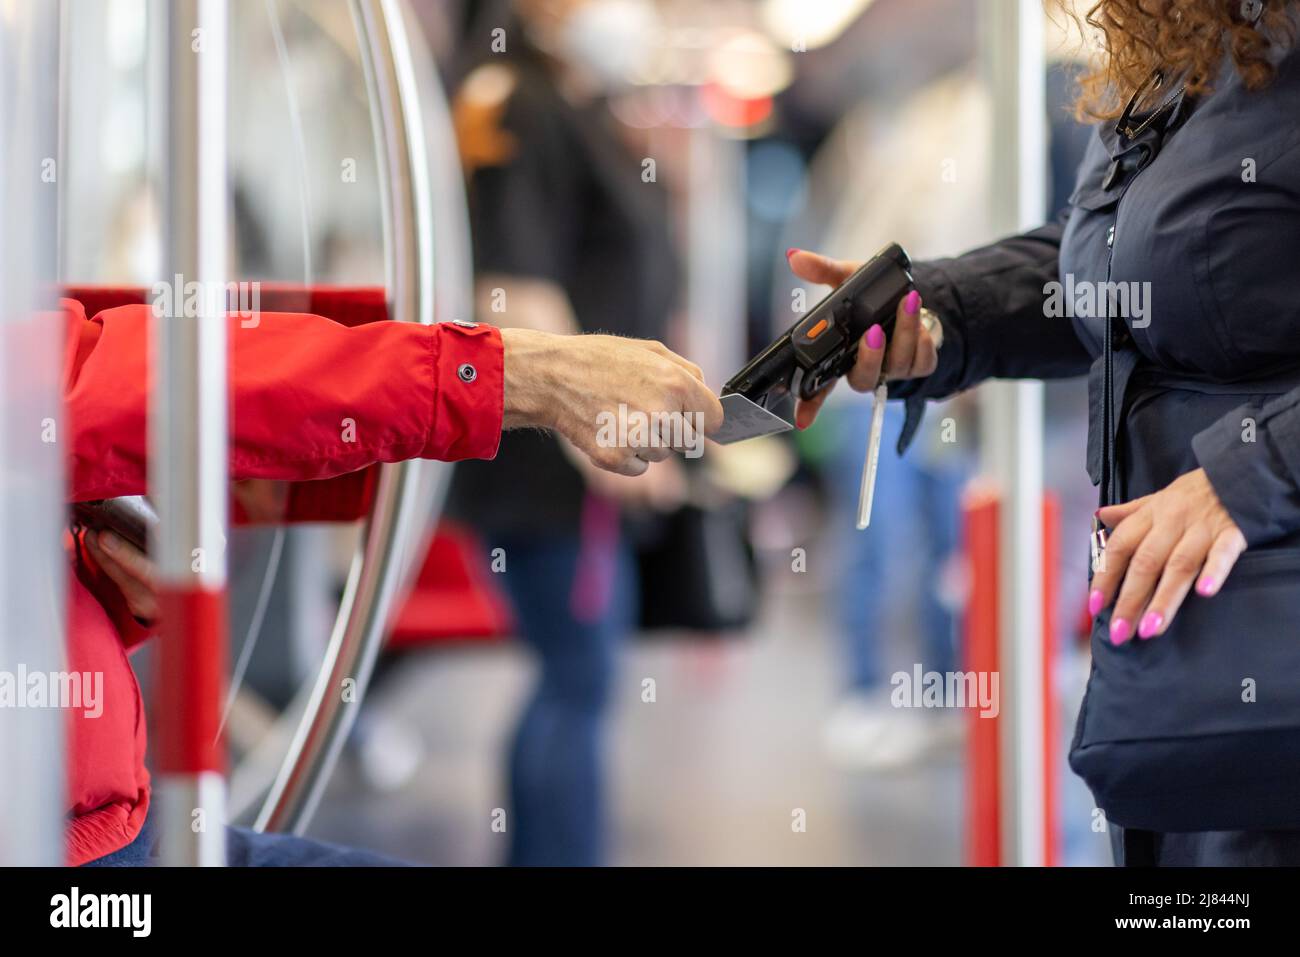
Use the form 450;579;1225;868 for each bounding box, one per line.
388;521;513;647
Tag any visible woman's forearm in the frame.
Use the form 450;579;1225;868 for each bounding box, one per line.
898;220;1092;403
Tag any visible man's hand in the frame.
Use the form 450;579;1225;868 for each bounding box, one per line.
786;249;939;429
84;530;158;623
501;327;724;476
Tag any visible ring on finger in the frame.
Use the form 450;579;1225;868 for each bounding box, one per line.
919;308;943;349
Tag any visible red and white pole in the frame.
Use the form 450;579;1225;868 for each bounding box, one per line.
963;489;1060;866
150;0;229;867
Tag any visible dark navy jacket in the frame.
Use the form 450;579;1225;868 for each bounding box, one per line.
898;46;1300;550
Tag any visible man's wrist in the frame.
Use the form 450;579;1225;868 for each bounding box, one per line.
501;327;560;431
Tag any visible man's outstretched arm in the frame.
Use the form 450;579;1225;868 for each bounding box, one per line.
63;299;723;502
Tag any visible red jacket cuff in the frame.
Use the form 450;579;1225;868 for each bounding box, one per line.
427;321;503;461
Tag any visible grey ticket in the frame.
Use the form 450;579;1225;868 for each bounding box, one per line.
710;392;794;445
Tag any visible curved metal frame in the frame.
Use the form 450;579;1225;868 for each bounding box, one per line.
254;0;468;834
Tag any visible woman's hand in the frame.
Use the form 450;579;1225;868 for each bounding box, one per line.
84;529;159;624
1090;468;1246;644
786;249;939;429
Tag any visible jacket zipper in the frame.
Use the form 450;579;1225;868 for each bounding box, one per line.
1102;221;1117;506
1100;160;1144;508
1092;201;1126;571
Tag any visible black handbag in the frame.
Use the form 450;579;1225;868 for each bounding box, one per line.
1069;548;1300;831
634;500;758;634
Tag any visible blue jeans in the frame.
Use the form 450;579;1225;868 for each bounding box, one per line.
83;809;406;866
495;533;635;867
827;401;968;690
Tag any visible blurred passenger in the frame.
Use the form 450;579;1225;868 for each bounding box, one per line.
812;62;1092;772
447;0;682;865
792;75;988;768
820;402;971;768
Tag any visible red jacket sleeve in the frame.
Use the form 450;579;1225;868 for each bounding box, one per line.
63;299;503;502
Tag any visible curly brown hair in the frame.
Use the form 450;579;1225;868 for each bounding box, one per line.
1067;0;1297;119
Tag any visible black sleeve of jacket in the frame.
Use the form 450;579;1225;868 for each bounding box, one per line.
1193;388;1300;546
888;219;1093;454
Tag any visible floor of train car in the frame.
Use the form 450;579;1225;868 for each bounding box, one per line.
307;582;1112;867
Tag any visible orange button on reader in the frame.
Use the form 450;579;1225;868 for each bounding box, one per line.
804;318;829;341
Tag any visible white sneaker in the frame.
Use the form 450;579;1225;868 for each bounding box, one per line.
354;711;424;793
821;694;955;771
925;709;966;754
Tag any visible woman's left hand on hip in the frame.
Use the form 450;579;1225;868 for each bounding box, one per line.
1089;467;1246;645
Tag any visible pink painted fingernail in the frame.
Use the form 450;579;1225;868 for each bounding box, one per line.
786;247;799;261
1109;617;1132;645
904;290;922;316
99;530;119;554
1196;576;1217;597
1138;611;1163;639
866;323;885;350
1088;589;1105;617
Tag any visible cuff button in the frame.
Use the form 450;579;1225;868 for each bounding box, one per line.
457;363;477;383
